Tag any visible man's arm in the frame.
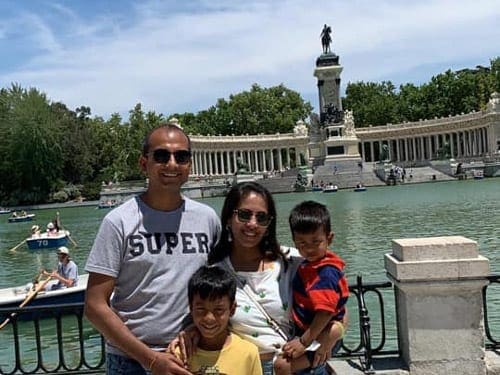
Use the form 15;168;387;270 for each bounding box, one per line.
84;272;192;375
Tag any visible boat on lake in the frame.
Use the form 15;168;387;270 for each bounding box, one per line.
98;199;118;209
0;208;11;215
0;274;87;321
26;231;70;250
323;184;338;193
473;170;484;180
354;184;367;192
8;213;36;223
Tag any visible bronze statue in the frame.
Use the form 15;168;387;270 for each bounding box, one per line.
320;24;332;54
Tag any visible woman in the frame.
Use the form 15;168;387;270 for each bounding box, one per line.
175;182;344;374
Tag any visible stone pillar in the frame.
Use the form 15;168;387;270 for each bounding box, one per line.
404;139;409;162
385;236;490;375
202;152;207;175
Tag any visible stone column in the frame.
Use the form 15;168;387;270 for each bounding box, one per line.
404;139;409;162
202;151;207;176
385;236;490;375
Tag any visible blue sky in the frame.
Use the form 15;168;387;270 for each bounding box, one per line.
0;0;499;120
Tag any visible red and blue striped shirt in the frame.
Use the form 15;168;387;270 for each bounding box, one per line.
292;251;349;331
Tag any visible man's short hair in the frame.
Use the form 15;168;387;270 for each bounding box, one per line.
141;121;192;156
289;200;331;237
188;265;236;304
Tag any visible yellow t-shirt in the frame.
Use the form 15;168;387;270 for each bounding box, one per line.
188;333;262;375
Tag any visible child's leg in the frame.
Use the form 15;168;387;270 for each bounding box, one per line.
274;353;316;375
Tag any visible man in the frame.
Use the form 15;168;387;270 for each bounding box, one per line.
43;246;78;289
84;123;221;375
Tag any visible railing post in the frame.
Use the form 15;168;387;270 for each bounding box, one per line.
385;236;490;375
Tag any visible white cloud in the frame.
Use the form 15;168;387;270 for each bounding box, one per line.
1;0;498;119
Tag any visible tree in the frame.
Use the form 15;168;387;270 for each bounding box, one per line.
3;87;63;203
343;81;398;127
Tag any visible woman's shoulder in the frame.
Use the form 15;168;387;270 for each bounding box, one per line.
280;245;301;259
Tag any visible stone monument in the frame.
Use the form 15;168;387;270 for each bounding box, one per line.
309;24;361;172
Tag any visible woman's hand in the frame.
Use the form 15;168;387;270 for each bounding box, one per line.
167;326;200;366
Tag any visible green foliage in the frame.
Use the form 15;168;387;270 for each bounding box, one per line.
81;181;102;201
175;84;313;135
0;57;497;205
344;57;499;127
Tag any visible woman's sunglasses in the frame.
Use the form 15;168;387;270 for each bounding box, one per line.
148;149;191;165
234;208;273;227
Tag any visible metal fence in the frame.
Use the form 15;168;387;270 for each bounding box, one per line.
2;274;499;374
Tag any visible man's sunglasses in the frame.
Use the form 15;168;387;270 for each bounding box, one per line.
148;149;192;165
234;208;273;227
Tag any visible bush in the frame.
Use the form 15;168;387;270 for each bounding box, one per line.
52;190;69;203
81;181;102;201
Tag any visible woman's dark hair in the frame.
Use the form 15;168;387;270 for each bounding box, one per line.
208;181;285;266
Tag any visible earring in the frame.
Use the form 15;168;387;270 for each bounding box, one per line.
226;226;232;242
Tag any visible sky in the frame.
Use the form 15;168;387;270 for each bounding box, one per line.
0;0;499;120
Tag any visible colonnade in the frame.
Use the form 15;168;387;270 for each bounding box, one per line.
181;100;499;176
359;126;491;163
189;139;309;176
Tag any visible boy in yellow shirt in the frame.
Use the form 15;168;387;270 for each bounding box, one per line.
181;265;262;375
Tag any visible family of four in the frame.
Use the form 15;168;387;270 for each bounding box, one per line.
84;123;349;375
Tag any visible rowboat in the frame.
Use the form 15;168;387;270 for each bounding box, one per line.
98;200;117;209
8;213;36;223
0;274;88;321
26;231;70;250
323;185;338;193
473;170;484;180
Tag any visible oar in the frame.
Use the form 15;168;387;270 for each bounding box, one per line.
0;276;53;330
8;239;26;253
67;232;78;247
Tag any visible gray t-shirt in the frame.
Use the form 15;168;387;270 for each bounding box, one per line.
85;195;221;356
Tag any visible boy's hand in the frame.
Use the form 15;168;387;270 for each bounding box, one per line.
167;326;200;365
282;337;306;359
312;346;329;367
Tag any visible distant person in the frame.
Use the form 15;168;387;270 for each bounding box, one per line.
53;212;61;231
46;222;58;236
84;122;221;375
274;201;349;374
31;225;41;238
43;246;79;290
174;265;262;374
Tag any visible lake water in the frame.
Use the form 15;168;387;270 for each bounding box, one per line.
0;178;499;369
1;178;499;287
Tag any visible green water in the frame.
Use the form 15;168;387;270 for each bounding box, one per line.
0;179;499;369
1;178;499;287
